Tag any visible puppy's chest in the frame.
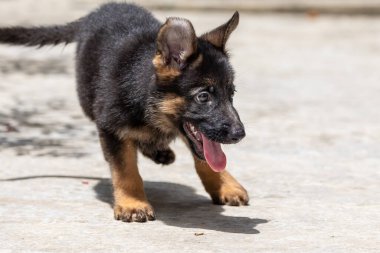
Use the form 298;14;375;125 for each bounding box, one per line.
117;125;177;147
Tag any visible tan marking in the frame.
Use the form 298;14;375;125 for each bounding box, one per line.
117;115;177;140
116;126;153;142
158;93;185;116
152;54;181;82
150;93;185;134
151;114;176;134
203;77;217;86
193;156;249;205
190;54;203;69
111;139;155;222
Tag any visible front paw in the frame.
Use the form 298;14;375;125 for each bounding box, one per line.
114;199;156;222
211;184;249;206
153;149;175;165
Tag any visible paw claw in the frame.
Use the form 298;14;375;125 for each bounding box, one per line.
114;202;156;223
211;185;249;206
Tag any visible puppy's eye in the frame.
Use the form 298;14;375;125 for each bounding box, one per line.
196;91;211;103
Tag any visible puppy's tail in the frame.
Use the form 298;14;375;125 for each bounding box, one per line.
0;21;80;47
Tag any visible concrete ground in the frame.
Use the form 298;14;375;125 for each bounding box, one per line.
0;0;380;252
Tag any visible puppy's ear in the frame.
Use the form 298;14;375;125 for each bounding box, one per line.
201;11;239;51
153;18;197;82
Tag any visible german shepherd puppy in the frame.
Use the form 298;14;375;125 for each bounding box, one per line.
0;3;248;222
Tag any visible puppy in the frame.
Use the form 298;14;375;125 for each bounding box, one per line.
0;3;248;222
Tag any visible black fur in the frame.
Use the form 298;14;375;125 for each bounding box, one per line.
0;3;245;163
0;2;245;166
0;2;251;222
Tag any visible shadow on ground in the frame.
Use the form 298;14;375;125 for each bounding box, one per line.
94;178;268;234
0;107;96;157
1;175;268;234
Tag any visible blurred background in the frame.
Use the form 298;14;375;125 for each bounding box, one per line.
0;0;379;252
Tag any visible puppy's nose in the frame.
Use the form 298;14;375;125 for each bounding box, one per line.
222;122;245;143
230;123;245;142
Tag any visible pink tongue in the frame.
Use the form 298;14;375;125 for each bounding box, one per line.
201;133;227;172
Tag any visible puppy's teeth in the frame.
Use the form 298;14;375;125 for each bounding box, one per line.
195;132;201;141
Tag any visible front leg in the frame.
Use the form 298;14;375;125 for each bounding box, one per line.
99;131;155;222
138;142;175;165
194;156;249;206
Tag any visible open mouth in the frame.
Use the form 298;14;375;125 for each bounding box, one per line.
183;122;226;172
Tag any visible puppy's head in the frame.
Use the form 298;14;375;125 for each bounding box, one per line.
153;12;244;172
